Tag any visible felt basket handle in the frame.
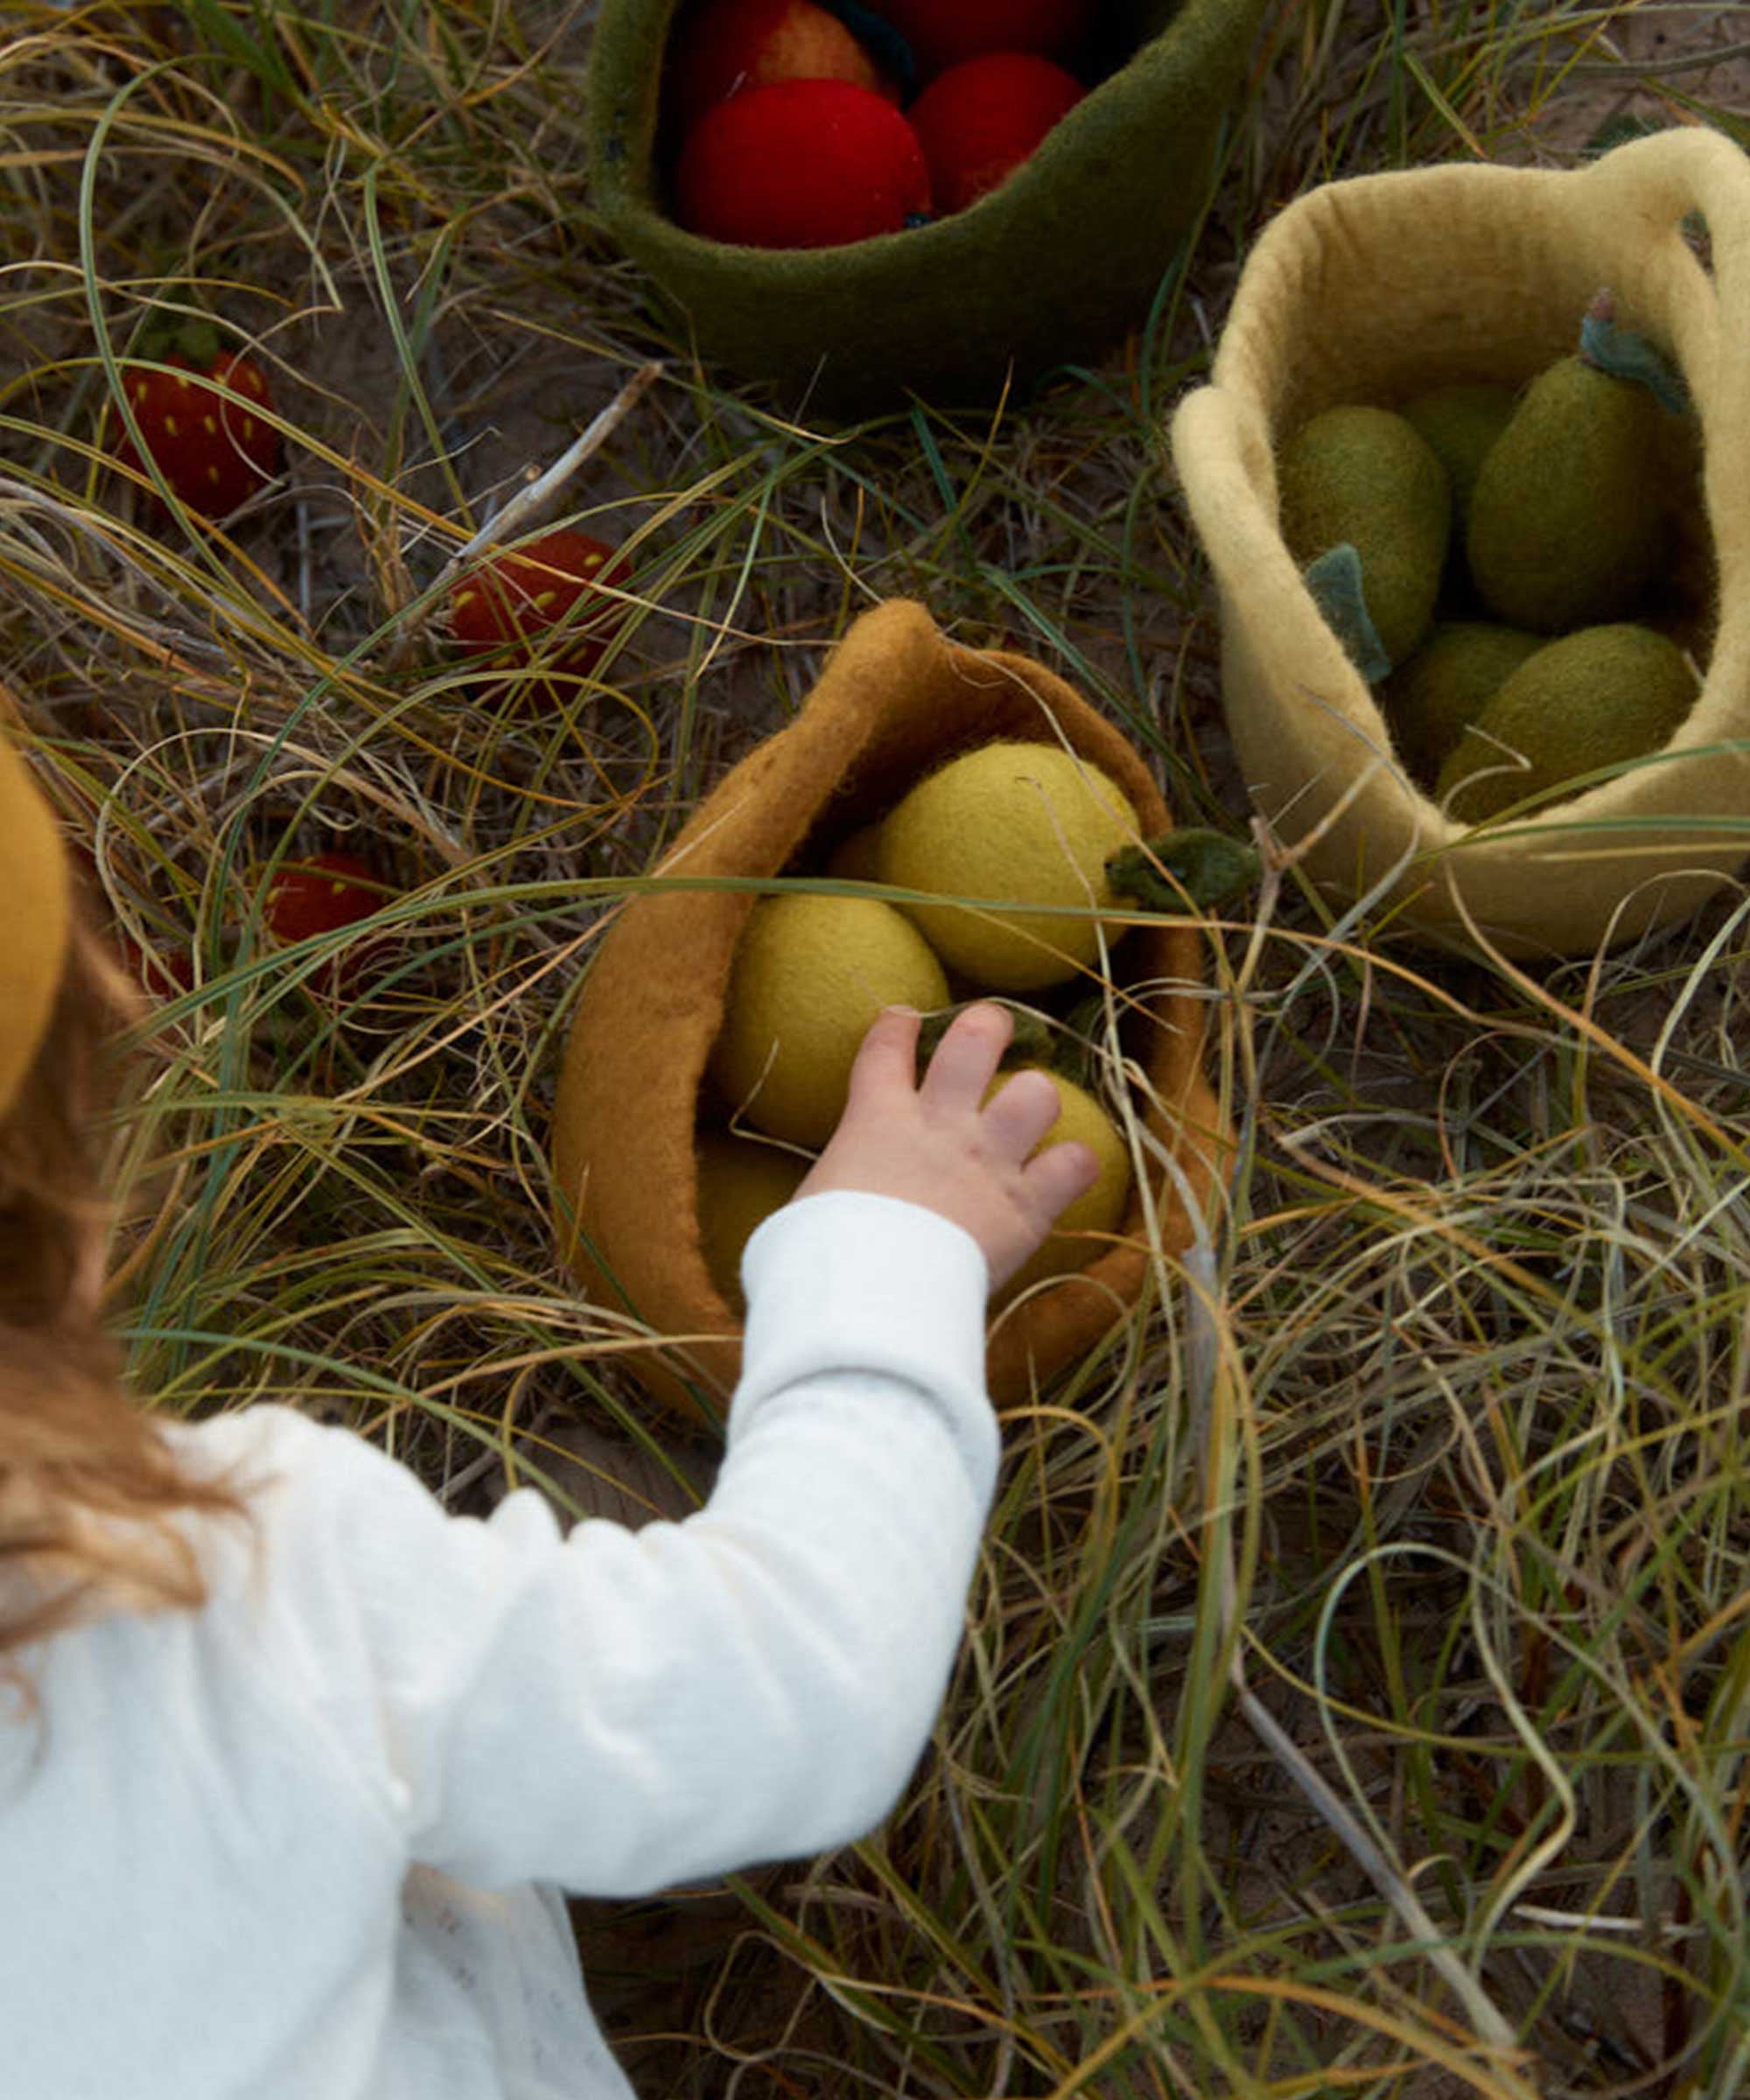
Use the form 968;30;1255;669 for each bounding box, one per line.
1578;126;1750;376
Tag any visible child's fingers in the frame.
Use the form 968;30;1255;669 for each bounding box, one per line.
918;1001;1012;1113
981;1066;1063;1160
1022;1138;1103;1219
844;1004;924;1107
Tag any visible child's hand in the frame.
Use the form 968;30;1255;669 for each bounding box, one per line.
794;1003;1103;1293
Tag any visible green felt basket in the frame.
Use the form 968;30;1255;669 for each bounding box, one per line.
585;0;1270;412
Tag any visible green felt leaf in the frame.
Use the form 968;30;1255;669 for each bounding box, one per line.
1304;543;1392;683
128;305;222;370
1578;304;1690;416
1106;830;1260;911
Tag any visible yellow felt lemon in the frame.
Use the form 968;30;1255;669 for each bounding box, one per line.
710;892;950;1146
876;741;1137;990
987;1066;1131;1300
695;1129;812;1311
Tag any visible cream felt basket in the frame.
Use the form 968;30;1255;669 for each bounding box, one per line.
549;599;1226;1431
1170;128;1750;958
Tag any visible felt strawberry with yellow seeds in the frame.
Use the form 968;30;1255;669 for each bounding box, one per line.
102;323;280;519
447;528;633;704
265;849;397;999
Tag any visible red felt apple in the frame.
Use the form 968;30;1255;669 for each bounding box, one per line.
867;0;1088;77
668;0;894;133
907;52;1087;214
448;528;632;705
674;78;931;248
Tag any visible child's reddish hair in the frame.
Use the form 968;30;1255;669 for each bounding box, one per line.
0;904;248;1687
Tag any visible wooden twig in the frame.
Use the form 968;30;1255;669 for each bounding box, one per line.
430;358;665;598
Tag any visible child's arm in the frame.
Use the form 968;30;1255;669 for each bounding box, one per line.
193;1005;1097;1899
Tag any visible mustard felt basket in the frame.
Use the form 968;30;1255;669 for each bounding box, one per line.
585;0;1269;415
1170;128;1750;959
549;599;1226;1429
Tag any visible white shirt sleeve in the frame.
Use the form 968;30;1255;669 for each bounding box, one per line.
190;1190;997;1901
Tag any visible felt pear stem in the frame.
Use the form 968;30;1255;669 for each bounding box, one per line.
1106;830;1260;913
1578;284;1690;415
916;1000;1055;1078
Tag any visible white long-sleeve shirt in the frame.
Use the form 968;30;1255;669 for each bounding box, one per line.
1;1191;997;2098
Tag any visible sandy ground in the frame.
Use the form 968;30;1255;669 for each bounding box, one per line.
1521;4;1750;159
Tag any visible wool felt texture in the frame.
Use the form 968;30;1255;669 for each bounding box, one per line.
1169;127;1750;959
1401;384;1516;526
1437;625;1699;825
997;1069;1131;1301
549;598;1226;1429
586;0;1270;415
1278;406;1450;670
1384;622;1544;790
710;892;951;1144
875;740;1136;987
0;728;71;1120
1465;357;1666;634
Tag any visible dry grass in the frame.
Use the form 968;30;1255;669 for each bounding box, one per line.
4;0;1750;2093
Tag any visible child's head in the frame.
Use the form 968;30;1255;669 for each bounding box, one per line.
0;730;244;1684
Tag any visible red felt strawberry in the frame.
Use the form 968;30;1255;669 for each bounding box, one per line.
266;850;394;998
104;347;280;518
668;0;896;133
674;77;931;248
867;0;1088;76
114;932;197;1004
908;52;1087;214
447;528;633;705
267;851;382;942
